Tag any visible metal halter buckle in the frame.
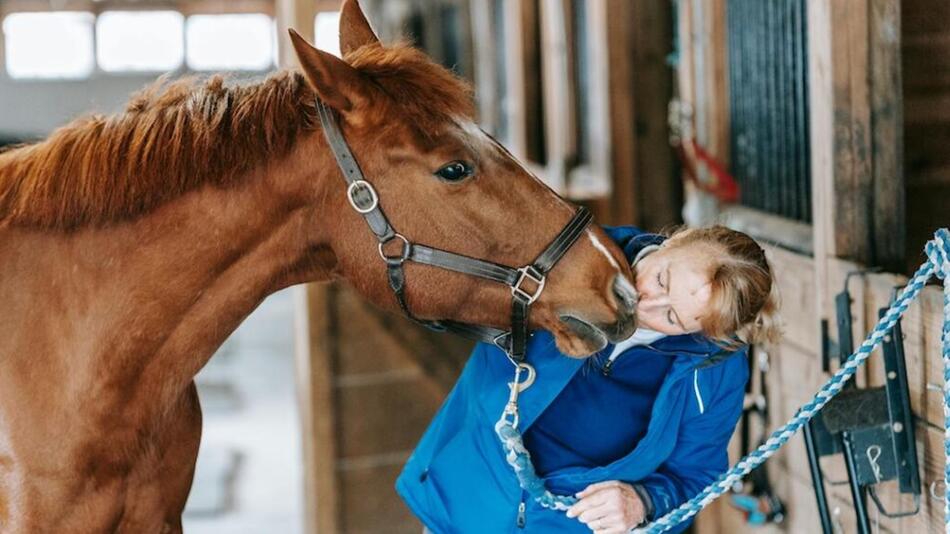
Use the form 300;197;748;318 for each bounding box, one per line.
512;266;546;304
347;180;379;214
378;233;411;264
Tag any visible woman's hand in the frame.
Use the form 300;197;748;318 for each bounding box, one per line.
566;480;646;533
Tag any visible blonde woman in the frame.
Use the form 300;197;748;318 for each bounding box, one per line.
398;225;780;534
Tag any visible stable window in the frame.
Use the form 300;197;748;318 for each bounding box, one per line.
3;12;95;79
727;0;811;223
96;11;184;73
186;14;274;71
313;12;342;58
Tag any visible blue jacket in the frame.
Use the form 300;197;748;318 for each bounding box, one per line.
396;226;750;533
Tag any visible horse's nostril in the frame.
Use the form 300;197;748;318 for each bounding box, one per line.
611;275;638;314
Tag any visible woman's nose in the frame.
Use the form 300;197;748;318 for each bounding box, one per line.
637;293;667;312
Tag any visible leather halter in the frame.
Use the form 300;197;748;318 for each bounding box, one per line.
316;99;592;361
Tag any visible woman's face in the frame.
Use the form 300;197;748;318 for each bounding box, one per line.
633;244;714;335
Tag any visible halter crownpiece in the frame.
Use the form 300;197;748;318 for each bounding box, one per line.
316;98;593;361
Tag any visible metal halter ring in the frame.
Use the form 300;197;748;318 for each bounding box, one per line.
347;180;379;214
512;266;546;304
378;233;411;264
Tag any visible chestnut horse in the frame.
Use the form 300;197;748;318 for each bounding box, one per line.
0;1;635;532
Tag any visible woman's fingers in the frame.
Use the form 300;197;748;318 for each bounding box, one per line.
569;481;646;532
578;502;612;523
566;489;608;518
584;512;625;533
576;480;622;498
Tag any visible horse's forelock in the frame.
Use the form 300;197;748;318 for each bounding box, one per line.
347;43;476;131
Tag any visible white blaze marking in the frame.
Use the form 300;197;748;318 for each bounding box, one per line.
587;230;621;272
454;116;573;210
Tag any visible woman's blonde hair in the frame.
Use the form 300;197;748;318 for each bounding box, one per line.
663;225;781;348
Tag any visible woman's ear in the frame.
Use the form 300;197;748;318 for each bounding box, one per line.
288;28;369;113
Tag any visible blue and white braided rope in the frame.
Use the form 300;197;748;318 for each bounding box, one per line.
929;230;950;531
495;228;950;533
495;419;577;511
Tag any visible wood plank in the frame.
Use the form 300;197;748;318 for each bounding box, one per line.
902;0;950;35
293;283;340;534
603;0;637;226
831;0;874;266
339;462;421;533
538;0;571;193
468;0;499;134
770;342;825;481
808;0;836;357
276;0;319;68
336;377;445;459
631;0;679;230
704;0;730;166
359;301;471;395
566;0;612;200
893;422;947;533
766;246;820;355
869;0;905;272
724;206;814;255
502;0;529;161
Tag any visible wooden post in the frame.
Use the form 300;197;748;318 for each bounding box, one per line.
604;0;638;226
539;0;571;193
292;284;340;534
809;0;836;328
277;2;338;533
629;0;679;230
869;0;905;272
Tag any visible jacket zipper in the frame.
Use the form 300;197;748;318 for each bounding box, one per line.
516;499;527;528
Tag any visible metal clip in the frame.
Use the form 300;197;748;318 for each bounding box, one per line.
502;363;536;429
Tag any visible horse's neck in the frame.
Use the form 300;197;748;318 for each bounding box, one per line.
0;155;337;410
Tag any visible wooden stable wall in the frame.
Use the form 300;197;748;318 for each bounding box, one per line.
687;1;950;533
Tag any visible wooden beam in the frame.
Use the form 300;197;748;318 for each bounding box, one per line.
567;0;612;200
603;0;637;225
276;0;319;68
278;3;337;533
833;0;874;264
632;0;678;229
292;283;340;534
468;0;498;134
869;0;905;271
809;0;836;329
538;0;571;193
721;205;814;255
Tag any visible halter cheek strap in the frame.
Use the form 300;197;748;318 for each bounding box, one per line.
315;98;593;361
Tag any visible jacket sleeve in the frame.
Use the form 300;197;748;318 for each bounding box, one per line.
635;353;749;523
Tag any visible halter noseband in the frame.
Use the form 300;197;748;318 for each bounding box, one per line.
316;99;592;361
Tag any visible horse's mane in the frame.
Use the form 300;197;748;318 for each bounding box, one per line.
0;43;473;230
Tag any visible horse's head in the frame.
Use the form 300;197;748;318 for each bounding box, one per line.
288;0;636;357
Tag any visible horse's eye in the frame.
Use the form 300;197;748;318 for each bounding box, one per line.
434;161;474;182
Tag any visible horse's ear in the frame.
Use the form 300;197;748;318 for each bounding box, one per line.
339;0;380;56
288;28;367;113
